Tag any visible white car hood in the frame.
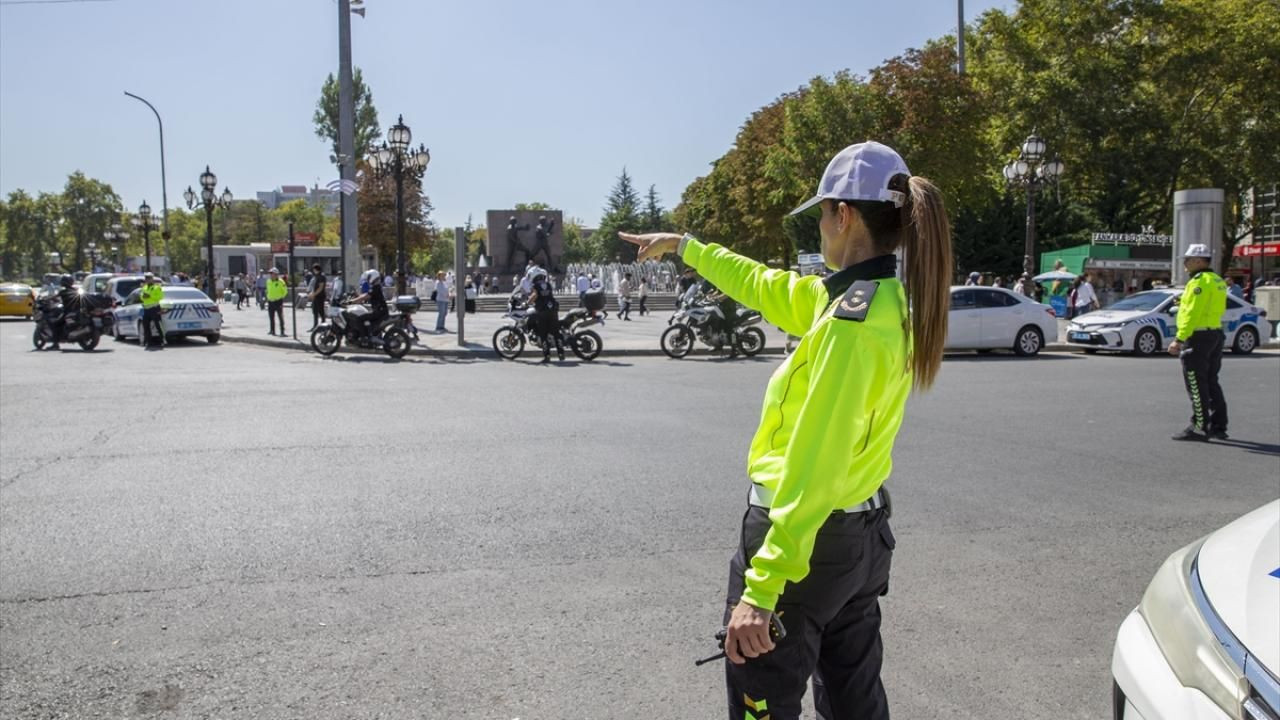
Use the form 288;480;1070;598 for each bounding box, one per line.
1197;499;1280;675
1072;309;1150;326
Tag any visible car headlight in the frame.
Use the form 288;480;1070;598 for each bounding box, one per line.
1139;538;1251;718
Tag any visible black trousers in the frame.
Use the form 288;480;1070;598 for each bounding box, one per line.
639;296;648;315
725;504;894;720
533;310;561;357
142;307;164;346
268;300;285;334
1180;329;1227;432
311;297;326;329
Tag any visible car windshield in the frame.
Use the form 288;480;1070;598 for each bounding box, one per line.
1104;292;1169;312
164;288;211;301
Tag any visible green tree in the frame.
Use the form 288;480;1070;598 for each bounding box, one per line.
595;168;644;261
561;217;603;264
314;68;382;163
272;199;327;243
514;202;553;211
355;159;435;272
60;172;121;270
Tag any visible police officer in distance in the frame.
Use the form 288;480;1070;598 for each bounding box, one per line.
623;141;953;720
527;269;563;362
1169;243;1229;441
139;272;165;350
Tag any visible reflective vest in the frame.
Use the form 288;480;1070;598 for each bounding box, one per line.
266;278;288;302
1176;270;1227;341
682;236;910;612
140;284;164;309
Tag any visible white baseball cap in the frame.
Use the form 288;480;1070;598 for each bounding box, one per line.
790;141;911;217
1184;244;1212;258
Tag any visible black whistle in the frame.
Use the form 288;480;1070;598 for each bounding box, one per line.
694;614;786;666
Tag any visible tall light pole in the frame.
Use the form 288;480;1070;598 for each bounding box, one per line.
131;201;159;273
1003;131;1064;276
103;223;129;271
123;92;171;260
184;166;232;299
368;114;430;295
337;0;363;286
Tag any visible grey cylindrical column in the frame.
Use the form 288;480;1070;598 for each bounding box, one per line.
1172;188;1224;285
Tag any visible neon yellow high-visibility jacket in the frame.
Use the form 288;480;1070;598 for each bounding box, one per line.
266;278;289;302
140;284;164;308
1176;270;1227;342
681;235;912;611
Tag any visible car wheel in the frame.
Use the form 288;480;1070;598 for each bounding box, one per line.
1013;325;1044;356
206;333;220;344
1133;328;1160;356
1232;326;1258;354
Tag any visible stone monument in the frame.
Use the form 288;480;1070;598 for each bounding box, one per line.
485;209;564;277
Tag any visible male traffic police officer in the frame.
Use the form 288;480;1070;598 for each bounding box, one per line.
265;268;289;336
139;272;165;350
1169;243;1228;441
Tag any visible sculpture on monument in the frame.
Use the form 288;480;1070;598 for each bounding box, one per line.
504;216;531;270
530;216;556;269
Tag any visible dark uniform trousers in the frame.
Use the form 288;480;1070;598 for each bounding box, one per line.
725;503;894;720
142;307;164;346
268;300;285;335
1179;329;1227;433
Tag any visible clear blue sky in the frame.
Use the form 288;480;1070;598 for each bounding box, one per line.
0;0;1010;229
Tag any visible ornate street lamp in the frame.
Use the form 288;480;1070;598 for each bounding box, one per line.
185;166;232;299
131;201;160;273
103;223;129;272
1003;131;1064;276
368;114;430;295
86;241;100;272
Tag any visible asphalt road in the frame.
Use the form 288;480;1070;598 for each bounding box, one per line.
1;319;1277;719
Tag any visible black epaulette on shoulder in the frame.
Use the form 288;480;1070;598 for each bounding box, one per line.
833;280;879;321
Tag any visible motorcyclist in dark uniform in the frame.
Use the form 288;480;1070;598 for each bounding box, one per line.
701;278;740;356
49;274;81;350
349;269;389;341
528;270;563;362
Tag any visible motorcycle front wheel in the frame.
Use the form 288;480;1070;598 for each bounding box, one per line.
571;329;602;362
383;328;411;359
311;325;340;356
661;324;695;359
77;328;101;352
492;326;525;360
735;326;766;357
32;326;47;350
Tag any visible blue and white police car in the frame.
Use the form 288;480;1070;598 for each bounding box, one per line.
1112;500;1279;720
111;285;223;344
1066;289;1266;356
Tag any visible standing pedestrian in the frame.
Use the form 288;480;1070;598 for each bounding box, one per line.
1169;244;1229;441
464;274;477;314
433;271;450;333
528;269;563;362
1226;275;1243;298
576;272;590;306
139;272;165;350
622;139;952;720
265;268;288;336
965;271;980;286
617;272;633;320
309;264;327;330
255;272;268;309
638;277;650;316
1070;273;1099;319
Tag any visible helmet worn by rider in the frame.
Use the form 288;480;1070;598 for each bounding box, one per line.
60;275;74;288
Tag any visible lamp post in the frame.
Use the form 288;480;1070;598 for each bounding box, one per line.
1003;131;1064;276
184;166;232;299
110;245;120;269
368;114;430;295
103;223;129;272
87;241;100;272
131;201;159;273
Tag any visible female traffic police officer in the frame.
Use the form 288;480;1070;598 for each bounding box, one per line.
622;141;952;720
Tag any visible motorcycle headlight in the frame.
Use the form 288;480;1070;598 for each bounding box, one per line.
1138;538;1249;718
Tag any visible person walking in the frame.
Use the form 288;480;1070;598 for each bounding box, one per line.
433;271;450;333
1169;244;1229;441
617;273;633;320
623;140;952;720
308;264;327;330
233;274;248;310
638;278;650;316
255;272;268;309
139;272;165;350
265;268;288;336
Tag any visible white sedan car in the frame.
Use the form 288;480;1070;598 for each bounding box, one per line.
111;285;223;344
1112;500;1278;720
946;286;1059;356
1066;289;1267;355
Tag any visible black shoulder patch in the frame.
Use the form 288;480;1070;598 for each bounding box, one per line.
834;280;878;321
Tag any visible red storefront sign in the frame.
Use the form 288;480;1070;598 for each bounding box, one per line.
1234;243;1280;257
295;232;317;246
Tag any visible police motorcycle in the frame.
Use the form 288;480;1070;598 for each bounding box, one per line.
309;276;414;359
660;287;766;359
492;287;605;361
32;278;110;351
